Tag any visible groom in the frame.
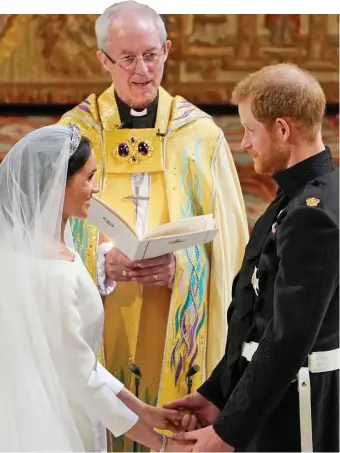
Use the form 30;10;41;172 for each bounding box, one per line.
167;63;339;452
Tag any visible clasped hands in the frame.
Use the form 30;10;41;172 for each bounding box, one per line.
105;247;175;287
143;392;234;452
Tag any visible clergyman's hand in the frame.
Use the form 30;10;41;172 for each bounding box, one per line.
104;247;137;282
129;253;175;287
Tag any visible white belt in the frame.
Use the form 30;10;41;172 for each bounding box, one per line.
241;341;340;452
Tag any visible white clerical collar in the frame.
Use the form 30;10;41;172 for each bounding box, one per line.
130;108;148;117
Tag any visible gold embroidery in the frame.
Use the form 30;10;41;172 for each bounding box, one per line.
104;128;164;174
306;197;320;207
113;136;154;165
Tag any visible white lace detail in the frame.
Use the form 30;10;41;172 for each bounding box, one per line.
97;242;117;296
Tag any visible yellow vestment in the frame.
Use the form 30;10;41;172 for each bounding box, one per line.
60;85;249;448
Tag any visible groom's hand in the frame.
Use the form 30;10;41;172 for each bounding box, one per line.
164;391;220;427
174;426;234;452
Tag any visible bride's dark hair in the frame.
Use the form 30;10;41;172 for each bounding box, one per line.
67;136;92;180
0;127;92;229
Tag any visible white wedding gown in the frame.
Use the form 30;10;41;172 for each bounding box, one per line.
0;124;139;452
39;251;138;452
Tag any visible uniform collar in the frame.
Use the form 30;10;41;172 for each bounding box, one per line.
273;147;334;197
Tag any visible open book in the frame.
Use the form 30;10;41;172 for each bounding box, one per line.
87;196;218;260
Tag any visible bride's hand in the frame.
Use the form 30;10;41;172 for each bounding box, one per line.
142;404;184;431
180;413;200;431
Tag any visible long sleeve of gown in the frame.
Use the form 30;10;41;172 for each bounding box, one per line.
57;275;138;438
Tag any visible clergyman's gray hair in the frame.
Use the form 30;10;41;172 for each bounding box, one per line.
95;1;167;52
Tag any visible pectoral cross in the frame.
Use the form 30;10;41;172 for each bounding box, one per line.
122;172;150;202
121;174;150;235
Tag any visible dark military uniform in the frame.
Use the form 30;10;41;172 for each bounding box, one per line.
199;148;339;452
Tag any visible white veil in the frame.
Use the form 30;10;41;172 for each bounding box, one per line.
0;125;84;451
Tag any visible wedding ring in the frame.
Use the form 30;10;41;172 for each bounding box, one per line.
154;274;158;281
122;270;127;278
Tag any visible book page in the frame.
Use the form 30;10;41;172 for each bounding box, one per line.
133;229;218;260
90;196;136;233
144;214;215;239
87;196;140;260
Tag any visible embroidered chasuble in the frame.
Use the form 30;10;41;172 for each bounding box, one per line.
60;86;249;450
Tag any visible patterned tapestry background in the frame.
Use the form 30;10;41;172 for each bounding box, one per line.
0;14;339;229
0;114;338;230
0;14;339;104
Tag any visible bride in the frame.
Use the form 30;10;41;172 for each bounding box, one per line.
0;124;190;452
